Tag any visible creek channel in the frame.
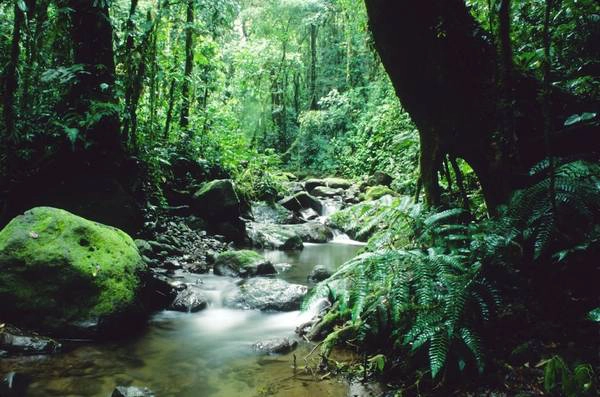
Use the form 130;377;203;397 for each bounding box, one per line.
2;231;364;396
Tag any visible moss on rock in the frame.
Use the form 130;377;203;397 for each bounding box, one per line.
214;250;276;277
0;207;144;332
364;185;395;201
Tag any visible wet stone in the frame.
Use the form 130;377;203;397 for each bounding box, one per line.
252;337;298;355
111;385;155;397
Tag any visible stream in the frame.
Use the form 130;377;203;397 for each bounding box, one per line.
1;240;363;396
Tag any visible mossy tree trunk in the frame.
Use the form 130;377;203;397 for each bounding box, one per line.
364;0;598;212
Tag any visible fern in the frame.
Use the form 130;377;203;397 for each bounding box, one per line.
507;159;600;260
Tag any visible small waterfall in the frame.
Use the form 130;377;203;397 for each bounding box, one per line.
331;229;367;245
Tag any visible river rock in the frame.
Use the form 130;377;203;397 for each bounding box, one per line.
170;286;208;313
192;179;249;242
252;337;298;355
364;185;396;201
251;202;293;224
367;171;393;187
135;239;154;257
0;325;61;355
111;386;155;397
247;222;333;248
311;186;343;198
0;207;146;337
323;177;353;189
294;222;334;243
213;250;276;277
299;207;320;221
224;278;308;311
308;265;332;282
247;222;304;250
139;272;179;312
278;192;322;214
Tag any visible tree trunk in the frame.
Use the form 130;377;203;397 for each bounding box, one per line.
179;0;194;129
364;0;597;211
164;79;176;140
65;0;122;163
308;22;318;110
2;0;24;170
122;0;139;149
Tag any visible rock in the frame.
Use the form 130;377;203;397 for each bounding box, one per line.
278;192;323;214
162;259;182;270
323;177;353;189
304;178;327;192
364;185;396;201
247;222;304;250
192;179;248;242
310;186;343;198
308;265;332;282
294;222;334;243
367;171;393;187
170;287;208;313
213;250;276;277
247;222;333;248
1;372;30;397
0;325;61;355
252;337;298;355
134;239;154;257
305;177;353;191
147;240;182;256
251;202;293;224
283;181;305;194
111;386;155;397
224;278;307;311
138;272;178;312
0;207;146;336
299;207;320;221
185;261;209;274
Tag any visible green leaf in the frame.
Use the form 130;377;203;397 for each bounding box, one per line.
587;307;600;322
17;0;27;12
65;127;79;144
564;112;597;127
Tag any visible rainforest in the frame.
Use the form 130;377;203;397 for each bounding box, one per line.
0;0;599;396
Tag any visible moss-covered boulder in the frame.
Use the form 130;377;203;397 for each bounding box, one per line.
213;250;276;277
0;207;145;336
192;179;249;242
364;185;396;201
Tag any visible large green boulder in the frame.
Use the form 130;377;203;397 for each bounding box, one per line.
0;207;145;336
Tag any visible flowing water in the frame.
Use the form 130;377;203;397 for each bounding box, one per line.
1;241;364;397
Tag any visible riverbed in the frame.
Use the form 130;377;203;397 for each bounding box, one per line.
1;241;363;397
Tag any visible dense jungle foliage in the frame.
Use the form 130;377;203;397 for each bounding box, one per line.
0;0;599;396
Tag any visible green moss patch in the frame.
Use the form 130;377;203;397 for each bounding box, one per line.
0;207;144;329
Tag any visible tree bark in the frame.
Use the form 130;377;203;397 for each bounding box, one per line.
65;0;122;162
2;0;24;168
308;22;318;110
179;0;194;129
364;0;598;211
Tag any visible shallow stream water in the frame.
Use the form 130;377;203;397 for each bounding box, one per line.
1;241;363;397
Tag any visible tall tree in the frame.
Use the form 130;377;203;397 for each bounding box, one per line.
179;0;195;130
65;0;122;162
2;0;24;173
364;0;598;210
